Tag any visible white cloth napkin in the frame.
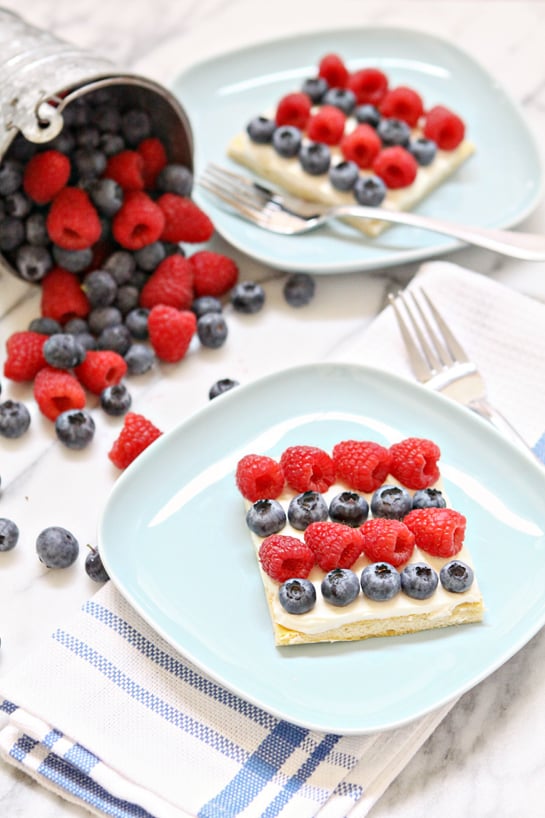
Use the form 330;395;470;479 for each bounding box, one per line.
1;261;545;818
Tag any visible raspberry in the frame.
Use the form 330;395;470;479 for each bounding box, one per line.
235;454;285;502
74;350;128;394
340;123;382;169
189;250;239;297
103;150;145;191
275;93;312;130
147;305;196;363
139;254;194;310
112;191;165;250
424;105;465;150
318;53;349;89
280;445;336;493
404;508;466;558
23;150;71;204
347;68;389;106
332;440;391;493
33;366;86;421
258;534;315;582
108;411;163;470
306;105;346;145
379;86;424;127
46;187;102;250
372;146;418;189
304;521;364;572
156;194;214;243
3;331;47;381
136;137;167;188
41;267;90;324
388;437;441;489
359;518;415;567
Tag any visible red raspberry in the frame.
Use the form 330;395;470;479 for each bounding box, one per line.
156;194;214;244
147;305;196;363
347;68;389;106
23;150;71;204
3;331;47;382
235;454;285;502
424;105;465;150
332;440;391;493
258;534;315;582
112;191;165;250
360;518;415;567
404;508;466;558
372;146;418;189
304;521;364;572
340;124;382;169
136;137;167;188
306;105;346;145
275;93;312;130
41;267;90;324
108;411;163;470
74;350;127;395
46;187;102;250
33;366;86;421
379;86;424;127
139;254;194;310
280;445;336;493
318;53;349;89
388;437;441;489
189;250;239;297
103;150;146;191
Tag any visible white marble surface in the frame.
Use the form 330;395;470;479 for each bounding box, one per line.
1;1;545;816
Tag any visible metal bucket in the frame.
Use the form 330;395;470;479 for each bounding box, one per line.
0;7;193;281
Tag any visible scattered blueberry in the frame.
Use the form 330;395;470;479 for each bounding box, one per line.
279;577;316;614
114;284;140;315
124;307;149;339
100;382;132;415
360;562;401;601
0;217;25;252
124;343;154;376
28;316;63;335
287;491;328;530
283;272;316;307
353;174;386;207
134;241;166;272
321;568;360;607
25;212;49;246
440;559;474;593
97;323;132;355
192;296;222;318
15;244;53;282
36;526;79;569
323;87;356;115
87;177;123;216
412;488;446;509
156;164;193;197
371;485;412;520
0;158;23;196
301;76;329;103
5;191;31;219
0;518;19;552
88;306;123;335
231;281;265;314
0;400;31;439
197;312;228;349
246;116;276;144
63;317;89;335
329;491;369;526
52;245;93;273
354;104;381;128
100;132;125;157
121;108;151;145
103;250;135;285
43;333;86;369
400;562;438;599
329;160;359;191
272;126;302;158
409;137;437;166
83;269;117;307
209;378;240;399
299;141;331;175
55;408;96;450
85;546;110;583
377;118;411;147
73;147;107;180
246;499;287;537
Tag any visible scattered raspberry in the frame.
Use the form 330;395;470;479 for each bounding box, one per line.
304;521;364;571
306;105;346;145
340;123;382;168
136;137;168;188
23;150;71;204
388;437;440;489
3;331;47;382
46;187;102;250
108;411;163;470
74;350;128;394
147;305;196;363
139;254;194;310
360;518;415;567
103;150;145;191
33;366;86;421
332;440;391;493
189;250;239;297
280;445;336;493
156;194;214;243
318;53;349;89
372;146;418;189
112;191;165;250
347;67;389;106
235;454;285;502
424;105;465;150
40;267;90;324
258;534;315;582
275;93;312;130
379;86;424;127
404;508;466;557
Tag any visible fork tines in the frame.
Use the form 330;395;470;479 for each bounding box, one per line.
199;164;266;211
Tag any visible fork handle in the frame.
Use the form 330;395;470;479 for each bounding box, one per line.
467;397;543;464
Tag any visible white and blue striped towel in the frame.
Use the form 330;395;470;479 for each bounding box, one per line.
1;262;545;818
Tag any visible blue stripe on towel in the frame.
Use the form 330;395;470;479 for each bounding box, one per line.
10;733;38;762
533;432;545;463
0;699;17;714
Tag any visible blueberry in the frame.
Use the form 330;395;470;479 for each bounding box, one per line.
272;126;302;158
321;568;360;607
97;323;132;355
28;316;63;335
353;175;386;207
323;87;356;115
231;281;265;314
0;217;25;252
85;546;110;582
73;147;107;179
36;526;79;569
134;241;166;272
49;127;76;154
371;484;412;520
25;212;48;246
440;560;474;593
76;125;100;149
246;499;286;537
301;76;328;104
88;306;122;335
94;104;122;133
15;245;53;282
287;491;328;530
0;518;19;552
354;104;381;128
377;118;411;147
283;272;315;307
329;491;369;527
63;98;89;128
114;285;140;315
124;343;155;375
82;269;116;307
156;164;193;197
329;160;359;191
52;245;93;273
412;488;446;509
100;382;132;415
400;562;438;599
246;116;276;144
0;400;31;438
121;108;151;145
103;250;136;285
197;312;228;349
5;191;31;219
409;137;437;167
43;333;86;369
279;577;316;614
299;141;331;175
125;307;149;339
64;317;89;335
209;378;239;399
55;408;95;450
360;562;401;601
74;332;97;351
0;159;22;196
100;132;125;157
87;177;123;216
192;296;222;319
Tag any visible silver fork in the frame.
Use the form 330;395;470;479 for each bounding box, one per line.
389;288;540;461
199;164;545;261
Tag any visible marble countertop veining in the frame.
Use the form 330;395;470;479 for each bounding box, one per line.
0;1;545;816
